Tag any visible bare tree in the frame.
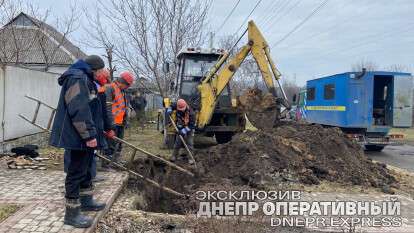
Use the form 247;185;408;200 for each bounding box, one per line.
0;0;80;71
281;75;301;102
82;7;117;80
351;59;378;72
384;64;410;73
37;3;80;71
87;0;211;97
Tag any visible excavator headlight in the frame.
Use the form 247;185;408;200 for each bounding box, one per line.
163;98;171;108
231;98;237;107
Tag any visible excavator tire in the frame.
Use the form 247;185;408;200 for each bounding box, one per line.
215;132;233;144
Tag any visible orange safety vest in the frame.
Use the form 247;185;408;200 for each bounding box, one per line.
109;82;126;125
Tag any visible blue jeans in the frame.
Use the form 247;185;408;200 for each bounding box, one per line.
64;150;96;179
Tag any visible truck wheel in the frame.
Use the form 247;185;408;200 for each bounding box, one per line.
215;132;233;144
364;145;385;152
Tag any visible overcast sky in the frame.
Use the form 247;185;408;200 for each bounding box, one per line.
27;0;414;85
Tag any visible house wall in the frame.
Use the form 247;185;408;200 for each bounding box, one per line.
20;64;69;74
0;65;61;142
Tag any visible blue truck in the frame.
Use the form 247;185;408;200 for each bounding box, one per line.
293;70;413;151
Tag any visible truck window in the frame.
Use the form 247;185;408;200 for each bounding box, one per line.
307;87;315;101
324;84;335;100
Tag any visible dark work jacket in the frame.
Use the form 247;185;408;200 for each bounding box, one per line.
49;60;108;150
170;103;195;130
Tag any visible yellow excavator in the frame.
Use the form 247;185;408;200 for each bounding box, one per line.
160;20;290;147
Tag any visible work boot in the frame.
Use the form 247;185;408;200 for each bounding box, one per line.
64;198;92;228
80;195;106;211
170;149;179;162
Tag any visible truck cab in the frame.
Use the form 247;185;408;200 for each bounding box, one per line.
162;48;245;147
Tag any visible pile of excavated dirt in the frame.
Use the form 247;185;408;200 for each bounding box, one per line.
130;122;397;214
238;88;279;129
195;122;396;187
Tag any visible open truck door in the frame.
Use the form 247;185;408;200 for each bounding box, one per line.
392;75;413;128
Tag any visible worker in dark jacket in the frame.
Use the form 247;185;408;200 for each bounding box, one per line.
49;55;108;228
131;91;147;131
166;99;195;164
63;69;115;181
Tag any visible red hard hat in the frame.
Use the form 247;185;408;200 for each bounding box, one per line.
177;99;187;111
96;69;110;85
120;71;135;85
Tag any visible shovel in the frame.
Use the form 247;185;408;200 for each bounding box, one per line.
168;115;197;169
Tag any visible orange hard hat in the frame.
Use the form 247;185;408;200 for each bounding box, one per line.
96;69;110;85
177;99;187;111
119;71;135;85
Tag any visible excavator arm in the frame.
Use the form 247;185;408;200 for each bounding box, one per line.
197;20;289;128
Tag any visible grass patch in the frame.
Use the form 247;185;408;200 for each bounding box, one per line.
122;122;172;161
0;204;20;222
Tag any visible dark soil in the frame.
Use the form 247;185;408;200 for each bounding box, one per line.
196;122;396;188
129;122;397;214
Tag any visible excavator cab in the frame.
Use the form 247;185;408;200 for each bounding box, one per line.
174;49;227;109
162;48;246;147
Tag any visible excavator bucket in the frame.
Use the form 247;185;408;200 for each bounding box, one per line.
238;88;280;130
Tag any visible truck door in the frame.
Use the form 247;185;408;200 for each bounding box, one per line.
392;75;413;127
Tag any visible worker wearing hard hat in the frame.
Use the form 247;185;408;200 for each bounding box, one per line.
103;71;135;163
166;99;195;164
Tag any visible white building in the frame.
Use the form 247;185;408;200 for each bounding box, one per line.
0;13;86;143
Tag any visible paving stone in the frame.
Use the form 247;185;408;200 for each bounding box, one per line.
23;225;38;231
0;170;127;233
49;226;61;232
11;223;26;229
38;221;52;226
36;226;50;232
51;221;63;227
18;219;32;224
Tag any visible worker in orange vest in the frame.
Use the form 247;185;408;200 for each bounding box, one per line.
103;71;135;163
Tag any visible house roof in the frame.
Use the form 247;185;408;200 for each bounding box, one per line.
0;12;86;65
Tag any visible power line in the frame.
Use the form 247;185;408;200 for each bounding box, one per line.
256;0;284;26
254;0;279;25
271;0;330;48
263;0;302;33
278;1;356;48
215;0;241;34
309;24;414;61
233;0;263;37
261;0;291;28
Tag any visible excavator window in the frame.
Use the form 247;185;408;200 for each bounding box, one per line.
183;58;217;77
181;81;199;96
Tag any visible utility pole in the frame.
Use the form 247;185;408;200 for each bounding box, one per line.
209;32;215;49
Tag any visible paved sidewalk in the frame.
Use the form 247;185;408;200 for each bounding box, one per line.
0;169;128;233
